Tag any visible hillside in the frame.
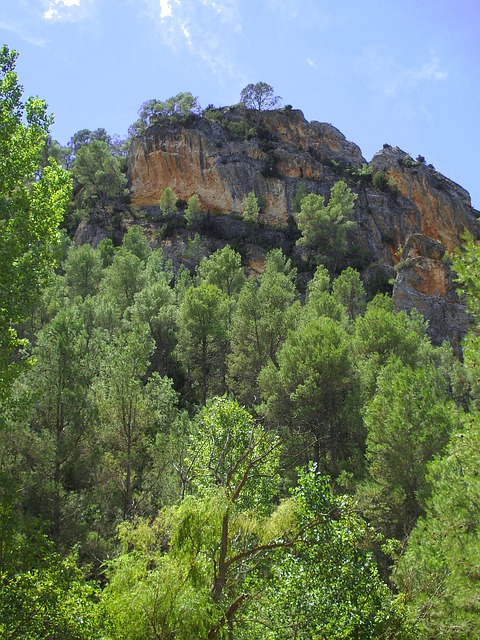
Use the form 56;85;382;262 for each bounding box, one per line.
77;105;479;346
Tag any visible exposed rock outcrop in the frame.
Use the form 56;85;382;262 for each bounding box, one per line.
127;107;479;345
392;234;470;347
128;108;365;225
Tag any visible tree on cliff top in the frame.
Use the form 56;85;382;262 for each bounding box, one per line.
129;92;202;136
240;82;282;111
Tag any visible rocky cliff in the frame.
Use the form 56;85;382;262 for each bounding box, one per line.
127;107;479;345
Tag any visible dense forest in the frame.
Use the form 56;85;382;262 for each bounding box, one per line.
2;45;480;639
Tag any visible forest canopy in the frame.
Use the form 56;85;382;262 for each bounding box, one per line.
1;48;480;639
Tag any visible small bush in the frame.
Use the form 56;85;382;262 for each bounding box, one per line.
372;171;389;191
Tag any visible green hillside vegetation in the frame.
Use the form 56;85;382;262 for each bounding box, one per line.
2;51;480;638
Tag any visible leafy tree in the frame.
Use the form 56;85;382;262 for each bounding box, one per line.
99;248;147;317
72;139;127;209
93;324;165;521
68;126;125;160
395;412;480;638
362;359;458;539
101;398;283;639
176;283;230;403
392;238;480;636
332;267;367;321
122;225;152;263
452;232;480;406
227;249;300;405
185;193;201;226
0;45;72;401
23;307;95;549
159;186;177;215
242;190;260;223
296;180;357;269
97;236;116;267
303;264;348;324
259;315;356;472
196;245;245;298
102;401;413;639
64;243;103;299
252;467;415;640
353;294;432;399
130;271;178;378
131;93;202;135
240;82;282;111
0;523;101;638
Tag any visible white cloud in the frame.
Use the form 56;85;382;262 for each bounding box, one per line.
160;0;173;19
142;0;242;75
43;0;91;22
306;58;318;69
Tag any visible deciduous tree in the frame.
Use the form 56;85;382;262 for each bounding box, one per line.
0;46;72;401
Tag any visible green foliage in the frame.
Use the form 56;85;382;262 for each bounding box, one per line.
64;243;103;299
304;265;348;324
21;306;96;547
362;359;458;539
259;315;356;472
177;282;230;403
227;249;300;405
102;398;283;638
130;264;178;378
93;324;180;521
332;267;367;321
452;231;480;322
97;237;115;266
131;93;202;135
122;225;152;262
395;413;480;638
186;397;281;508
196;245;245;298
72;139;127;208
239;82;282;111
99;248;147;316
242;190;260;223
184;193;201;226
159;186;178;214
296;180;357;269
373;170;398;193
253;467;415;640
0;45;72;400
353;294;432;397
0;487;101;638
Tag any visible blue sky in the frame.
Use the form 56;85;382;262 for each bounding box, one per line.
2;0;479;208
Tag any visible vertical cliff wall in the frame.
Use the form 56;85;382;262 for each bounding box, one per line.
127;107;479;344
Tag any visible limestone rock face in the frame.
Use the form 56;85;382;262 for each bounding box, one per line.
127;109;479;344
128;108;365;225
392;234;470;348
369;146;476;254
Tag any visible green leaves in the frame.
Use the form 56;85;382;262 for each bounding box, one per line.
363;359;458;538
186;397;281;508
395;413;480;638
0;45;72;404
239;82;282;111
296;180;357;269
250;467;415;640
72;139;127;208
